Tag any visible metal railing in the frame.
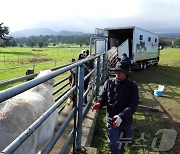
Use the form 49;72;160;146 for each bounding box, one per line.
0;63;72;87
0;53;106;154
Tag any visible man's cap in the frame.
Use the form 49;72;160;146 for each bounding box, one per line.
109;62;129;74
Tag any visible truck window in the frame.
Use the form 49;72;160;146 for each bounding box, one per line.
148;37;151;42
140;35;143;40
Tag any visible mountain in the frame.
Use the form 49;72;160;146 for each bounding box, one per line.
11;28;179;38
10;28;88;38
158;32;180;38
10;28;58;38
58;30;86;36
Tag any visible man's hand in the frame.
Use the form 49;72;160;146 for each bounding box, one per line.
92;103;101;111
112;115;122;128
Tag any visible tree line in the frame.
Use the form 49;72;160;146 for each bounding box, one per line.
13;35;91;47
0;23;92;48
159;36;180;47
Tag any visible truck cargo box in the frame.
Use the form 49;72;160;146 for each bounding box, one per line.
94;26;160;70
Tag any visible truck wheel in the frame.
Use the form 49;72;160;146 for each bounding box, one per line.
140;61;143;70
143;61;147;69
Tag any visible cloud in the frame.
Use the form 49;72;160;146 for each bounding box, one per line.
135;0;180;31
1;0;180;33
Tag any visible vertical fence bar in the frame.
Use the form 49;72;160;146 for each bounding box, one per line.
73;67;78;153
102;53;106;83
4;51;5;63
96;56;101;97
90;38;93;55
76;64;85;151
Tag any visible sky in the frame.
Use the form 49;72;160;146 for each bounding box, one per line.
1;0;180;33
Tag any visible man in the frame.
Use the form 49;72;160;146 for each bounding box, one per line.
92;62;139;154
121;53;131;66
68;54;90;104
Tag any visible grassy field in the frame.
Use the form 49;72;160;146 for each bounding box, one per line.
0;45;88;82
0;45;87;110
91;48;180;154
0;45;88;92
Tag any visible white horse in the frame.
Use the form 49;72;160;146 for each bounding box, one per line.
0;70;58;154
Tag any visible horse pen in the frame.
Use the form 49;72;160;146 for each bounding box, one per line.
0;51;106;153
0;45;179;154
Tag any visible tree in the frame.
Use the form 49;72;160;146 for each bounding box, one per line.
173;39;180;47
0;23;12;47
12;40;17;47
86;42;89;46
31;42;35;47
38;42;44;48
0;23;10;40
159;37;173;47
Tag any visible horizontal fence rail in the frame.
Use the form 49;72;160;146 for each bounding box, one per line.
0;63;72;87
0;52;106;154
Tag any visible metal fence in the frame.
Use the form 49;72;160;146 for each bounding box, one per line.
0;52;107;154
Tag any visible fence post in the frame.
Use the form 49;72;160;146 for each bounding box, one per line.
76;64;85;151
96;56;101;97
18;55;20;64
4;52;5;63
26;69;34;81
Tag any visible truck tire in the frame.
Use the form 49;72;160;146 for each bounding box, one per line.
140;61;143;70
143;61;147;69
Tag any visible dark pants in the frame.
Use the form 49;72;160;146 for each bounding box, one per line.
107;124;132;154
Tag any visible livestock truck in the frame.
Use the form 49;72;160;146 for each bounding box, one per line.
91;26;160;70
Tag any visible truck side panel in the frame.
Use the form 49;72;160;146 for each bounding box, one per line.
133;27;159;62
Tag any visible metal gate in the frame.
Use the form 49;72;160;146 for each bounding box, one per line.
0;52;106;154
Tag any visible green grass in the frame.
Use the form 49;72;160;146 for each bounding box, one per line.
0;45;88;92
91;109;110;153
0;45;86;111
0;46;88;82
91;47;180;154
159;47;180;66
